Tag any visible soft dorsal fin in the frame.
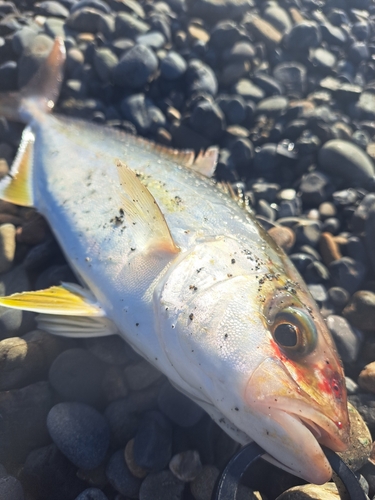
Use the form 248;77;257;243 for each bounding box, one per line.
116;160;180;255
0;37;66;122
0;282;104;316
189;147;218;178
0;125;35;206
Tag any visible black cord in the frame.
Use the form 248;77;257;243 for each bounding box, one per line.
212;442;367;500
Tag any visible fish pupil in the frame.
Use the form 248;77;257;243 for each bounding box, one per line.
274;323;298;347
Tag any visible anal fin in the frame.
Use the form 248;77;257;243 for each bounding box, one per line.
0;125;34;206
36;314;118;338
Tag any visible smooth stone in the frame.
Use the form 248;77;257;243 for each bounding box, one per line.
114;12;149;38
185;59;218;96
106;449;142;497
0;381;52;464
49;348;106;406
0;223;15;273
35;0;69;17
0;61;17;92
93;47;118;83
256;96;288;116
104;397;139;446
74;488;108;500
284;21;321;51
160;51;186;80
216;95;245;125
112;44;158;88
124;438;148;479
294;220;321;247
124;359;162;391
11;26;38;56
252;73;283;96
17;33;54;88
139;470;184;500
299;171;331;205
304;261;329;284
343;291;375;332
169;450;202;482
190;465;219;500
0;475;24;500
348;41;369;63
136;31;165;49
326;315;362;364
47;402;110;469
120;93;165;134
328;257;365;294
359;362;375;393
366;205;375;273
318;140;375;188
20;444;85;500
70;0;111;14
232;79;264;102
133;410;172;471
65;7;104;33
189;100;225;141
273;62;306;97
263;4;292;33
328;287;350;311
311;47;336;70
356;92;375;121
158;381;204;427
84;335;138;365
275;482;340;499
242;14;282;48
319;232;342;266
307;284;328;304
209;20;241;50
268;226;295;253
320;22;347;45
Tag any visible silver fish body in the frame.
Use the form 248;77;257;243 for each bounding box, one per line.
0;39;349;484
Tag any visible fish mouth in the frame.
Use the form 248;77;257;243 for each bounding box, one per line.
245;357;349;484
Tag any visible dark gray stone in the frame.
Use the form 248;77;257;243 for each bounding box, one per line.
273;62;306;97
106;449;142;497
49;348;106;406
114;12;149;39
158;381;204;427
139;470;184;500
160;51;186;80
17;33;54;88
93;47;118;83
189;100;225;141
84;335;138;365
120;93;165;135
329;257;366;294
185;59;218;96
65;7;104;33
35;1;69;17
74;488;108;500
136;31;165;49
0;475;24;500
112;44;158;89
326;315;362;364
285;21;321;51
299;171;331;205
47;402;110;469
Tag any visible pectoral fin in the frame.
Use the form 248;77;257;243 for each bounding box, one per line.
0;282;104;316
116;160;180;255
0;126;35;206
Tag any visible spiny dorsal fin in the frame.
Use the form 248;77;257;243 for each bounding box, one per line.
0;125;35;206
116;159;179;255
0;37;66;122
132;138;218;178
0;282;104;316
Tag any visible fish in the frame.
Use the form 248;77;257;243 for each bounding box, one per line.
0;38;349;484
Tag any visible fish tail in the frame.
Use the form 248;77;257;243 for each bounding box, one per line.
0;37;66;122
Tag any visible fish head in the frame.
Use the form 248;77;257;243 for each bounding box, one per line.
243;269;350;484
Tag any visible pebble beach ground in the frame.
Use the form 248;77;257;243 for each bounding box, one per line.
0;0;375;499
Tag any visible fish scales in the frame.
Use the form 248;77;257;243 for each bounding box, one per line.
0;39;350;485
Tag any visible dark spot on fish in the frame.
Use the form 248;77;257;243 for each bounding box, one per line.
231;258;236;264
234;407;239;411
189;313;194;321
130;248;136;251
135;323;139;326
227;273;233;278
224;334;228;339
189;285;197;291
196;268;203;273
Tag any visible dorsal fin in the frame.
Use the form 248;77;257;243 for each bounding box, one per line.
0;37;66;122
116;160;180;255
0;125;35;206
189;147;218;178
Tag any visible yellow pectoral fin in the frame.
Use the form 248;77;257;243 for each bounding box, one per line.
0;126;35;206
0;283;104;316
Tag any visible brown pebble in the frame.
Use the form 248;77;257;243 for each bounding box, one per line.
187;23;210;43
16;212;49;245
319;232;342;265
275;482;339;499
244;15;282;48
359;362;375;393
288;7;306;23
220;61;250;87
154;127;172;146
342;290;375;332
166;106;181;122
268;226;295;253
0;223;16;273
124;439;148;479
169;450;202;482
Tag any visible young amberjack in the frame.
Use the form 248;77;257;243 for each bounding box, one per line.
0;39;349;483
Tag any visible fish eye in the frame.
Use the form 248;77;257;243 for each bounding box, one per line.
271;307;317;356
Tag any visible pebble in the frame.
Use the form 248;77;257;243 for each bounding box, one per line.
189;100;225;141
268;226;295;253
285;21;321;52
139;470;184;500
48;348;106;406
190;465;219;500
0;223;15;273
106;449;142;497
47;402;110;469
319;232;342;266
273;62;306;97
275;482;340;499
0;474;24;500
343;290;375;332
74;488;108;500
365;204;375;274
328;257;366;294
84;334;138;365
133;410;172;471
299;171;332;206
326;315;362;364
160;51;186;80
124;359;162;391
112;44;158;89
158;381;204;427
185;59;218;96
169;450;202;482
92;47;117;83
124;438;148;479
328;286;350;311
318;139;375;188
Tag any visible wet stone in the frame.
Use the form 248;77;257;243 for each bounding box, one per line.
124;438;148;478
268;226;295;253
105;397;139;447
307;284;328;305
319;232;342;266
273;62;306;97
189;100;225;141
343;291;375;332
106;449;142;497
263;4;292;33
304;261;330;284
112;44;158;89
232;79;264;102
0;223;15;273
326;315;362;364
84;335;139;365
328;257;366;295
185;59;218;96
284;21;321;52
74;488;108;500
124;360;162;391
120;93;165;135
289;252;315;274
256;96;288;117
276;482;341;499
299;171;332;206
216;95;246;125
294;220;321;247
328;286;350;312
158;381;204;427
366;205;375;274
139;470;184;500
48;348;106;406
133;410;172;471
0;474;24;500
93;47;118;83
169;450;202;482
47;402;110;469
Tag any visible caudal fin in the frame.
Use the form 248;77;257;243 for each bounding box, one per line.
0;37;66;122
